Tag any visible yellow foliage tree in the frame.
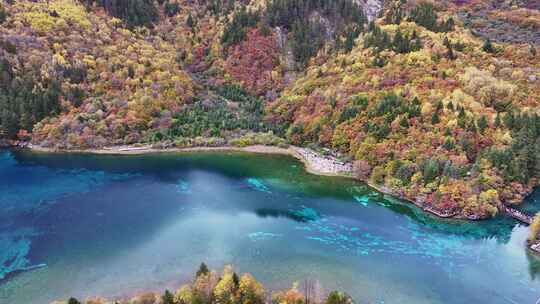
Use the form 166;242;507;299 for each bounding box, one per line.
174;285;194;304
529;213;540;243
238;273;265;304
213;266;237;304
460;67;515;109
271;283;304;304
17;0;91;33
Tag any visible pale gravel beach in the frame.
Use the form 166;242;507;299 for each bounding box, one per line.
28;144;354;178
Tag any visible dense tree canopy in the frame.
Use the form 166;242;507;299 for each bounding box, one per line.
267;0;540;218
0;60;61;138
82;0;159;27
221;0;367;67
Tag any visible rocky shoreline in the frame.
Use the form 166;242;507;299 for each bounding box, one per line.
530;242;540;255
0;139;14;148
365;182;462;219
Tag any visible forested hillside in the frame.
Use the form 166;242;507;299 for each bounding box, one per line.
0;0;372;144
0;0;195;146
267;0;540;218
0;0;539;219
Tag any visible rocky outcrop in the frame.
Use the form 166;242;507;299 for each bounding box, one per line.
458;0;540;45
357;0;384;21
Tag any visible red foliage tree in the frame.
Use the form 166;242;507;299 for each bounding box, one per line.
224;29;282;96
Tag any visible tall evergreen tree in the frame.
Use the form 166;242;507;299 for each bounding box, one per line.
221;7;259;48
164;1;180;17
482;39;495;53
409;2;437;31
67;298;81;304
0;4;6;24
494;113;501;128
478;116;488;134
431;112;440;124
186;13;195;28
535;138;540;179
84;0;159;27
196;263;209;277
504;112;515;129
162;290;174;304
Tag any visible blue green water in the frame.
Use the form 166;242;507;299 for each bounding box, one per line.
0;149;539;303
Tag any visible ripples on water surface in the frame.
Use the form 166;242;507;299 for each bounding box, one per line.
0;149;539;303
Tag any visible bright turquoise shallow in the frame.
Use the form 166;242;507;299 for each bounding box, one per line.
0;149;539;304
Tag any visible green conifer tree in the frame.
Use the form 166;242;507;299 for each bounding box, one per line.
482;39;495;53
494;113;501;128
478;116;488;134
431;112;440;124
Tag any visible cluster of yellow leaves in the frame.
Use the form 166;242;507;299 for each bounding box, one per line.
459;67;516;108
529;213;540;243
213;266;237;304
15;0;91;34
172;266;264;304
94;35;195;123
271;282;305;304
405;50;432;66
3;0;199;147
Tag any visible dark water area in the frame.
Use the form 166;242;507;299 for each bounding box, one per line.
0;149;539;303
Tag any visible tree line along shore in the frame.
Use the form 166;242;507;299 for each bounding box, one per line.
53;263;354;304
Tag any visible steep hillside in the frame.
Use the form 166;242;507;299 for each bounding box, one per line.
0;0;195;147
0;0;381;148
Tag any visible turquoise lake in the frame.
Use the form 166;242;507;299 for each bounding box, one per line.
0;149;539;303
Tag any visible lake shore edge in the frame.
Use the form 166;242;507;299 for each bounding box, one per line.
26;143;482;222
27;144;354;178
24;144;540;257
24;143;540;236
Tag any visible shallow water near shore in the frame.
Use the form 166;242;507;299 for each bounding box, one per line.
0;149;539;304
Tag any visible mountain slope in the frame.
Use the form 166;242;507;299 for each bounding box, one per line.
0;0;382;146
267;0;540;218
1;0;195;146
